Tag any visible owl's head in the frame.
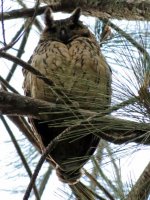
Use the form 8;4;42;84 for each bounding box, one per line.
40;7;91;43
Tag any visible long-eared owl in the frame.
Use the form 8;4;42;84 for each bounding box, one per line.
23;7;112;184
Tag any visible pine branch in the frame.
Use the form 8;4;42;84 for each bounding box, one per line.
92;157;122;199
5;20;31;80
70;181;104;200
0;75;19;93
23;124;73;200
103;19;150;65
38;166;53;198
84;169;115;200
0;91;150;145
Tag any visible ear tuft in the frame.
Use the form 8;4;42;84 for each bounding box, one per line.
44;7;53;26
70;7;81;23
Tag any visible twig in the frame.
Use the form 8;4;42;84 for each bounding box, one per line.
8;115;40;150
70;181;105;200
8;23;24;48
23;125;74;200
0;75;19;93
105;143;125;199
90;143;105;191
23;141;54;200
16;0;27;8
0;6;47;21
105;19;150;116
6;20;31;82
1;0;6;46
0;51;54;86
84;169;115;200
0;0;40;51
0;115;40;200
104;19;150;65
39;166;53;197
92;157;121;198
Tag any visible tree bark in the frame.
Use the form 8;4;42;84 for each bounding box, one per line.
0;0;150;21
0;90;56;118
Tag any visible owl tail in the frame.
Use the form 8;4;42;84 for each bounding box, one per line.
56;166;82;185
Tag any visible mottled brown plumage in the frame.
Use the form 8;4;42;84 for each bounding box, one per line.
23;7;112;184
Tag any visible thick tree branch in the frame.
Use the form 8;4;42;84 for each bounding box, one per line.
0;91;150;145
90;117;150;145
58;0;150;20
0;6;47;21
0;90;55;118
0;1;150;21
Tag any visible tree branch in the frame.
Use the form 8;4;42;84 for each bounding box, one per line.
0;90;55;118
0;6;47;21
0;1;150;21
84;169;115;200
0;91;150;145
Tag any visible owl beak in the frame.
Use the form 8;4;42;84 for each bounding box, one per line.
60;28;69;43
61;29;66;35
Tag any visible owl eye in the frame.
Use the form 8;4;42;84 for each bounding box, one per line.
49;26;57;32
69;24;76;30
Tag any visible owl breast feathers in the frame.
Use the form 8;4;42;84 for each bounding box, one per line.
23;7;112;184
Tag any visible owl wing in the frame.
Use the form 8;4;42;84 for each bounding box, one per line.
68;36;112;111
23;39;71;156
23;41;70;101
